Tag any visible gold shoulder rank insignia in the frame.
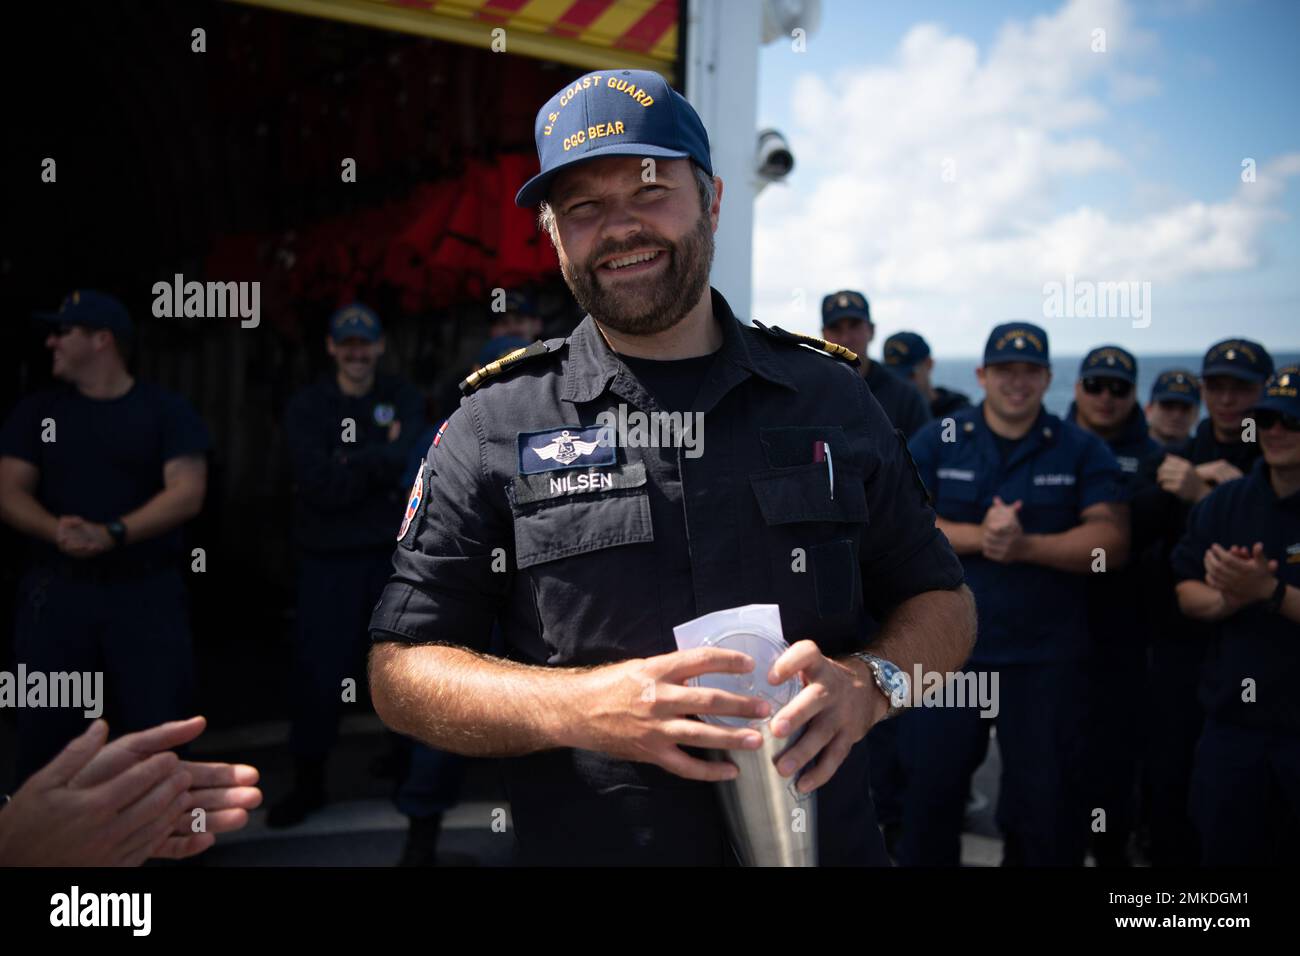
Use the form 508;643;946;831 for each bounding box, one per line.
459;340;555;395
752;321;860;367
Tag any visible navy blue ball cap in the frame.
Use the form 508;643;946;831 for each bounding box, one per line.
883;331;930;370
516;69;712;208
329;302;383;342
1079;345;1137;384
33;289;133;341
1201;338;1273;383
1150;368;1200;406
1251;365;1300;418
984;322;1050;368
498;289;535;317
822;290;871;326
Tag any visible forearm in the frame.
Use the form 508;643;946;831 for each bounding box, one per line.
859;585;977;677
1175;580;1235;622
119;485;203;544
0;488;59;543
368;641;589;757
935;518;983;555
1277;584;1300;626
1020;520;1128;573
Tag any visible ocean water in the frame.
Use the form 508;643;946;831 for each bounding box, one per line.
926;353;1300;422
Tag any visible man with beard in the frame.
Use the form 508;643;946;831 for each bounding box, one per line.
270;303;424;827
366;69;976;866
1067;346;1160;866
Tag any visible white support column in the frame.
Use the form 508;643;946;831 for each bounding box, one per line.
683;0;762;322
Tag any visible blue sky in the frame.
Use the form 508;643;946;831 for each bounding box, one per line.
754;0;1300;356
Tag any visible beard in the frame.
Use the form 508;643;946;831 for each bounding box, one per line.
559;210;714;336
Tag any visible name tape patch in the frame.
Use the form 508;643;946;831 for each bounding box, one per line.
512;462;646;506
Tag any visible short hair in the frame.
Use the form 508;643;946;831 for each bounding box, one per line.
537;161;717;242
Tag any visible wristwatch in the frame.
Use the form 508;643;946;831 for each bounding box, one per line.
850;652;911;717
1265;577;1287;614
105;520;127;548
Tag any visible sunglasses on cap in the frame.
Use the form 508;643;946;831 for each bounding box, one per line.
1082;377;1133;398
1253;410;1300;432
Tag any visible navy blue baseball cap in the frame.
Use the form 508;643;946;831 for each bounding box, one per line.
1251;365;1300;418
1079;345;1137;384
883;332;930;370
822;290;872;327
498;290;535;317
33;289;133;341
1150;368;1200;406
983;323;1050;368
516;69;712;208
329;303;383;342
1201;338;1273;383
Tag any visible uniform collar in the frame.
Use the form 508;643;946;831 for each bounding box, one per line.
974;401;1060;468
561;287;796;406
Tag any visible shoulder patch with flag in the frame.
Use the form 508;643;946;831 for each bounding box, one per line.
397;459;425;543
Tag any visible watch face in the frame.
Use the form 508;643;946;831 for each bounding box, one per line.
880;663;910;708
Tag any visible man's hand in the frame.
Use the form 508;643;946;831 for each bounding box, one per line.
387;420;402;443
68;715;262;860
1195;460;1244;489
1158;454;1211;503
0;720;192;866
981;496;1025;563
0;717;261;866
572;647;773;783
55;515;112;559
1204;542;1277;607
764;641;886;794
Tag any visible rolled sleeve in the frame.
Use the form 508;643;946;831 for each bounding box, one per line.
369;399;511;650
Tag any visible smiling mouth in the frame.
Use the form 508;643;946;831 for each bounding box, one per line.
598;249;664;272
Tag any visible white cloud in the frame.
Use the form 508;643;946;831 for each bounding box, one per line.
753;0;1299;353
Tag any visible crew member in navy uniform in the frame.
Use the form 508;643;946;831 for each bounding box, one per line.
1131;338;1272;864
884;331;971;423
902;323;1127;865
367;68;976;866
1145;369;1201;449
269;302;424;827
821;291;931;438
1171;365;1300;864
1068;346;1160;865
0;290;210;781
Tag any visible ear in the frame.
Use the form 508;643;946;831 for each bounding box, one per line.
709;176;724;231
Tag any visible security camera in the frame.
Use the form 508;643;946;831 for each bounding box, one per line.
756;128;794;187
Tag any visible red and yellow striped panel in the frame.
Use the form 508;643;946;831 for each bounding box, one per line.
231;0;679;78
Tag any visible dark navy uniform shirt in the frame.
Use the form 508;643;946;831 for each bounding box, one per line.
0;381;210;568
369;289;964;865
864;360;931;439
909;403;1124;664
285;372;424;552
1170;460;1300;735
1068;403;1162;650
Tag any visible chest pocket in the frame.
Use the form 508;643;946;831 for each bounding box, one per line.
510;485;653;569
750;463;867;633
